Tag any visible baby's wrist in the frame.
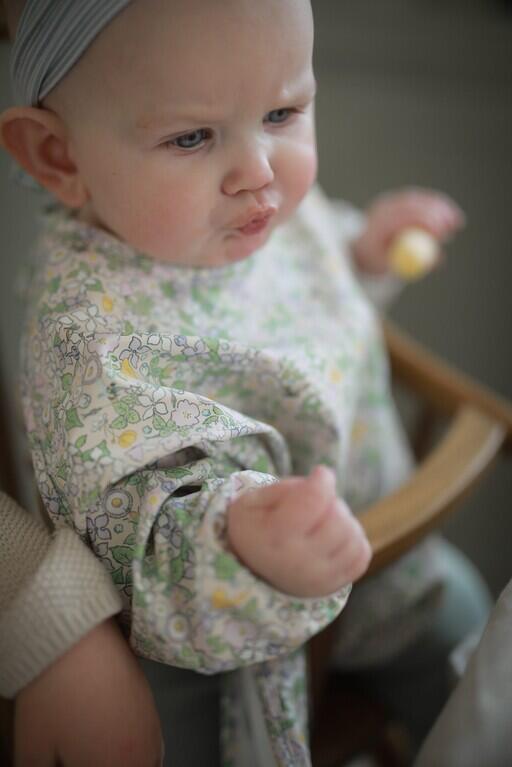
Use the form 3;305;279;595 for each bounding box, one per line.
350;234;389;276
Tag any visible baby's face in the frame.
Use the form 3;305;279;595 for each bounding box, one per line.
54;0;317;267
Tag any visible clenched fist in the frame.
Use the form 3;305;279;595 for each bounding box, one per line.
227;466;371;598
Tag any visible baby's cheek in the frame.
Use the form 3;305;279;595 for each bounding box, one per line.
284;144;318;212
131;190;196;257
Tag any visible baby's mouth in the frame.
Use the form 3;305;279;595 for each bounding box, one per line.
232;206;277;236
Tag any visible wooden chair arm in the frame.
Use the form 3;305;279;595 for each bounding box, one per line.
310;325;511;717
383;319;512;452
359;405;505;575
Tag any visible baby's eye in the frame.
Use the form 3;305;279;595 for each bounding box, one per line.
171;129;210;150
265;108;294;124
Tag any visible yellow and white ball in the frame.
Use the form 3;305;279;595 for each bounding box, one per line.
388;228;439;280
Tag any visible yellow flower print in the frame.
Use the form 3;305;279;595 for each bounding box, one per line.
121;358;138;378
102;295;114;313
329;368;343;384
351;419;368;444
211;588;249;609
118;430;137;448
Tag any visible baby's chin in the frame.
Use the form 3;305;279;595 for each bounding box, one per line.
217;227;274;266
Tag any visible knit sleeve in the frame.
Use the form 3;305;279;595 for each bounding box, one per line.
0;492;122;698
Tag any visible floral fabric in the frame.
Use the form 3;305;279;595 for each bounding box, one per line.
21;185;437;765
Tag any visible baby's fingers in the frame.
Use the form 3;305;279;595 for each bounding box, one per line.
308;499;371;575
326;515;372;584
380;188;465;242
278;465;338;532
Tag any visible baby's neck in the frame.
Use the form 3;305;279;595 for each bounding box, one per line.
76;202;113;236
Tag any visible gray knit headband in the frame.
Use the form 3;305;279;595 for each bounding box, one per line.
10;0;133;106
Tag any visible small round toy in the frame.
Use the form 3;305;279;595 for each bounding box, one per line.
388;228;439;280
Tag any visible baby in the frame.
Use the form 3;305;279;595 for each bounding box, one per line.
1;0;471;765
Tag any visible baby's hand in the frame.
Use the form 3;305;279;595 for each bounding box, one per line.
227;466;371;597
352;187;465;275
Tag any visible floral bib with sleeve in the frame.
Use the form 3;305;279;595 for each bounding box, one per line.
21;186;443;766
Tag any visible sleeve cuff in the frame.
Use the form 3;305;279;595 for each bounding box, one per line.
0;527;122;698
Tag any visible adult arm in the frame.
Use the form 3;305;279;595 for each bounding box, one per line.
0;491;121;698
0;492;163;767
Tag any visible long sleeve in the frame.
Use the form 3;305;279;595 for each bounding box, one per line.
26;324;349;672
0;491;121;698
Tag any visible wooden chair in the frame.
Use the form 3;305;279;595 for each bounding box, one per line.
309;319;512;766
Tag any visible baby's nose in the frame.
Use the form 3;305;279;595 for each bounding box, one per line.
222;143;274;196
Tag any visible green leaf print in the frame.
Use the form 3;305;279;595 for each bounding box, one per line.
203;415;220;426
179;645;201;669
152;414;167;432
204;337;221;359
61;373;72;392
111;567;125;586
74;434;87;449
130;294;153;316
111;546;134;566
238;597;259;621
161;281;176;299
111;415;128;430
206;635;228;654
168;467;193;479
87;278;103;292
253;456;271;474
174;507;191;527
214;553;240;581
170;556;184;584
64;407;83;430
48;276;61;294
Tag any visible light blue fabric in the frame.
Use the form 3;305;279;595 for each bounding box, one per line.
342;539;492;749
10;0;133;105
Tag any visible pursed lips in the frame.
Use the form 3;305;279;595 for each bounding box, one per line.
231;205;277;231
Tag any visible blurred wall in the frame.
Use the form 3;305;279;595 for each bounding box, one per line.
1;0;511;594
312;0;512;597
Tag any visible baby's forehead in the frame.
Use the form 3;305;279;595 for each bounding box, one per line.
28;0;312;119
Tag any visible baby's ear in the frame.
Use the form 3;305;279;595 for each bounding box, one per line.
0;105;89;208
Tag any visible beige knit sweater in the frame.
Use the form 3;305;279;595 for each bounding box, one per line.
0;491;122;698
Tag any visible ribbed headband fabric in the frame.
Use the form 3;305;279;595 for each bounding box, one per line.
10;0;133;105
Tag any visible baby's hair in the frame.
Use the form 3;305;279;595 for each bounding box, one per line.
3;0;25;39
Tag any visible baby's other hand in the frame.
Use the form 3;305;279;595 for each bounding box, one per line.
227;466;372;598
352;187;465;275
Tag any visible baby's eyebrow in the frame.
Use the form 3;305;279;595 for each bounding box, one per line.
136;80;317;134
135;107;221;134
